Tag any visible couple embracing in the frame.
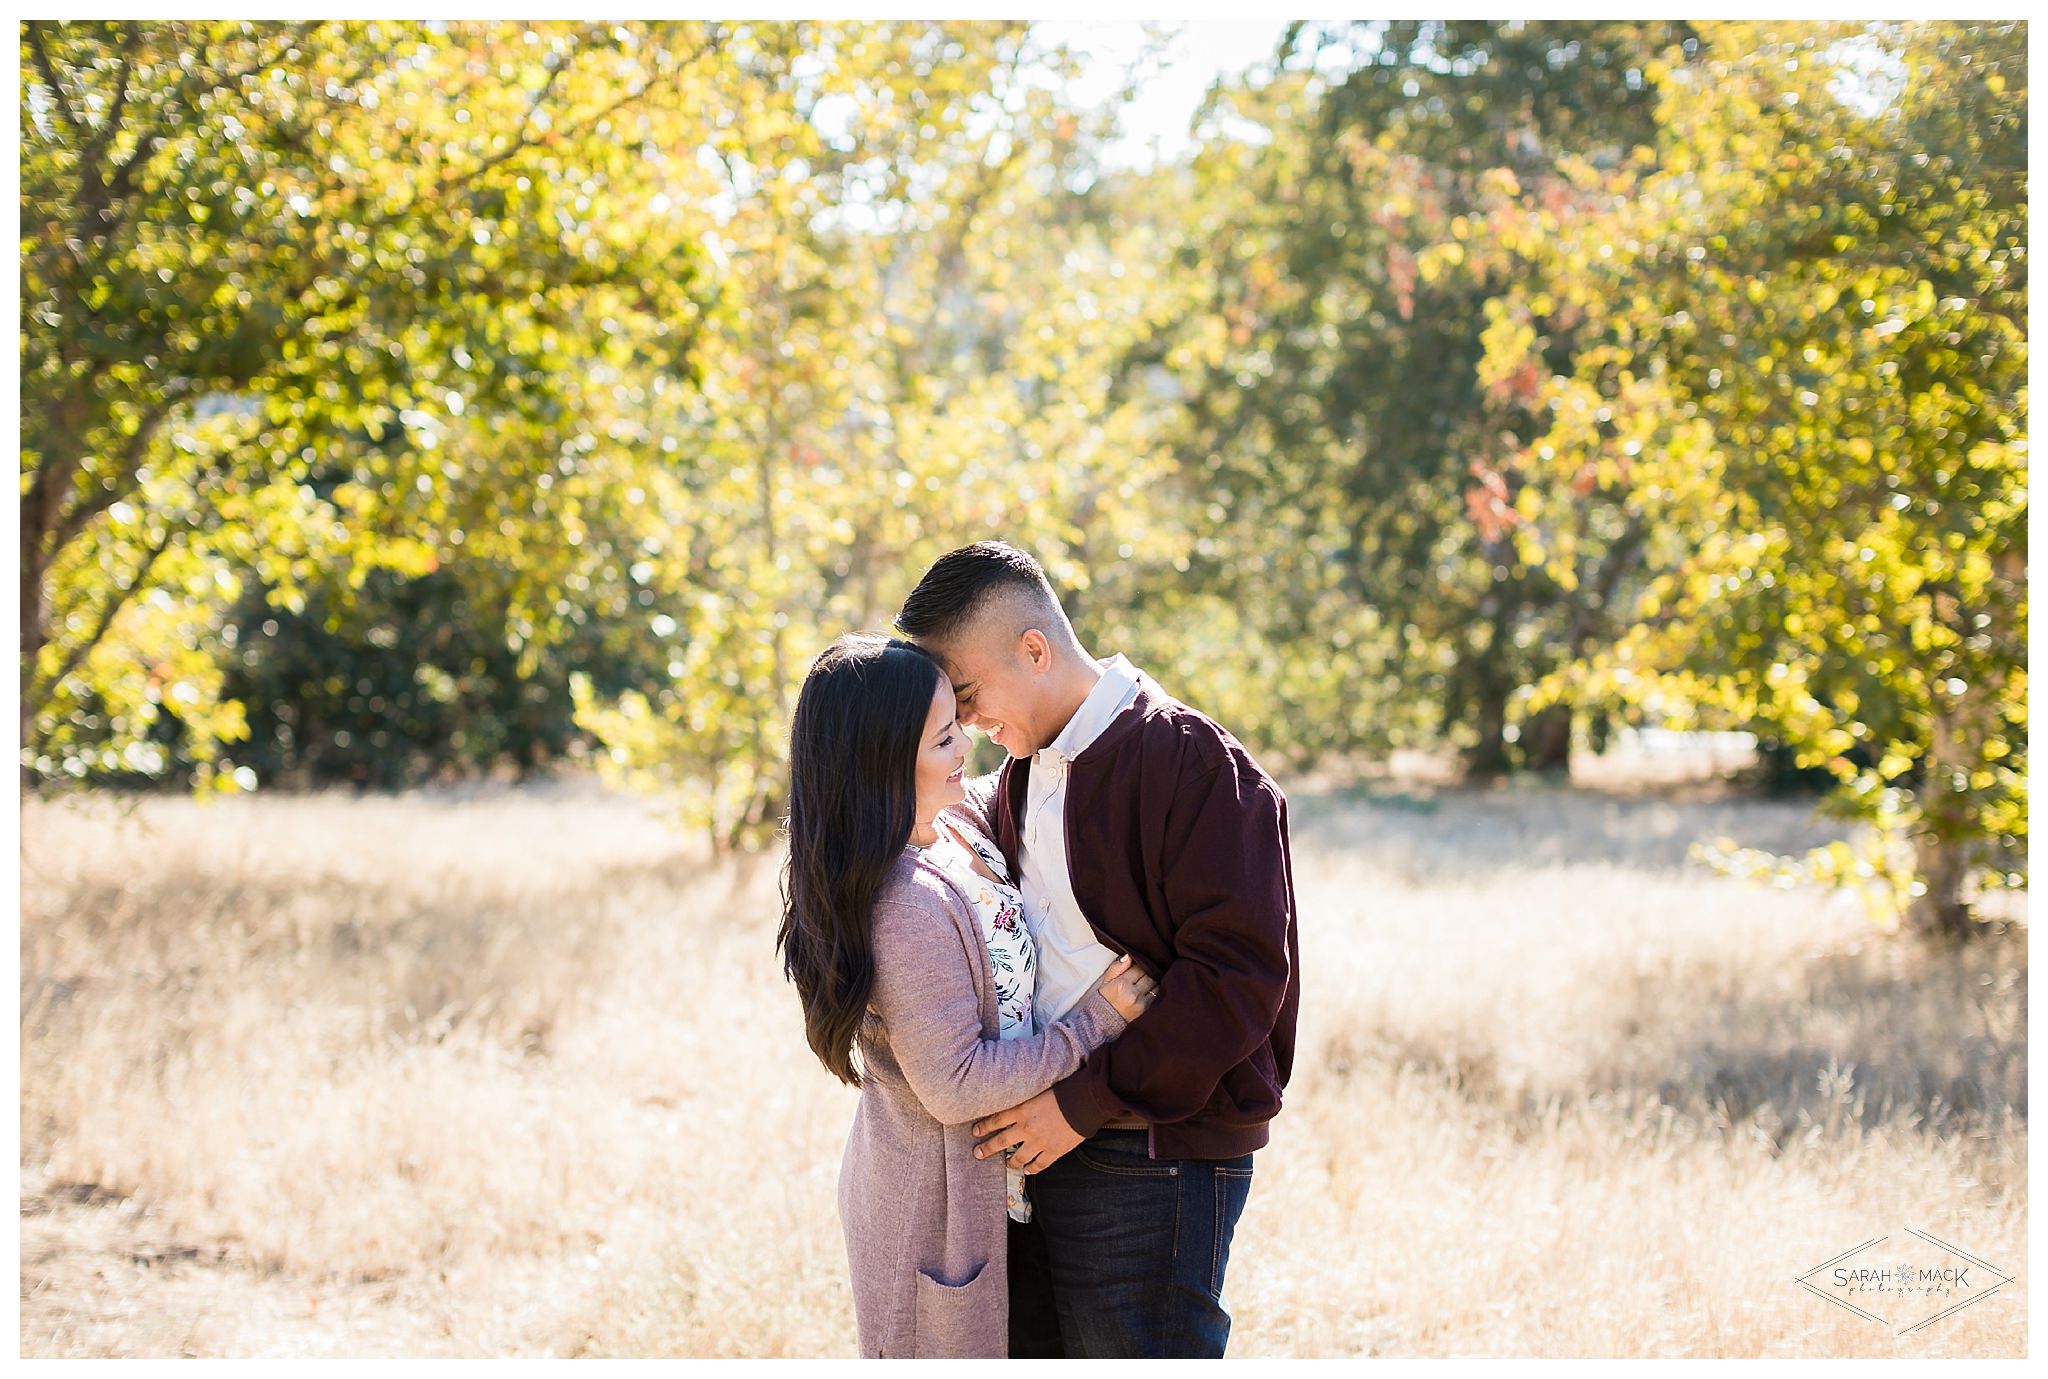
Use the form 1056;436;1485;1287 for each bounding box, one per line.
776;541;1301;1358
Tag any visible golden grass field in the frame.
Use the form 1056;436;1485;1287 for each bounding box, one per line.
17;759;2027;1357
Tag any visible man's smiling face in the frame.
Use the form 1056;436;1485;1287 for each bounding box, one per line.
928;620;1058;760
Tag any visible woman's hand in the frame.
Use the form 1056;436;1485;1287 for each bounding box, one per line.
1098;953;1159;1022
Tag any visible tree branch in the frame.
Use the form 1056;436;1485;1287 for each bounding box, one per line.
29;523;177;710
19;379;99;560
74;23;144;182
40;400;179;567
23;23;88;142
93;24;320;238
382;38;688;229
29;415;284;717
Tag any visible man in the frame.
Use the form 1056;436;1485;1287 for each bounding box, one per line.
895;540;1299;1358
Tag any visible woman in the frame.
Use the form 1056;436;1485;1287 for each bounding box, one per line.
777;633;1156;1357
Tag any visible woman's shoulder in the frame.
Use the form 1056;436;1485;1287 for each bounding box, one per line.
871;850;972;934
868;860;983;984
936;793;998;846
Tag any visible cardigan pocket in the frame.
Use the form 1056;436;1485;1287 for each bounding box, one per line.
910;1257;1001;1357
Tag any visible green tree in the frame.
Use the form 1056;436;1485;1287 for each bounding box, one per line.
1481;20;2026;937
572;23;1189;847
20;20;715;787
1148;21;1698;776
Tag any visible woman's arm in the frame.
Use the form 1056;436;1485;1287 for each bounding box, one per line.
867;887;1129;1127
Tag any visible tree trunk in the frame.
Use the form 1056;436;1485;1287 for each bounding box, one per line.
1908;826;1973;942
19;435;68;777
1521;699;1574;774
1460;584;1517;783
1462;679;1512;781
20;547;46;784
1905;656;1988;943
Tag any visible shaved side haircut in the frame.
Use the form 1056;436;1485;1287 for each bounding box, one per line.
895;540;1077;649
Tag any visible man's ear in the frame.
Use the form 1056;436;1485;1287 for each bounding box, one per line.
1019;628;1052;671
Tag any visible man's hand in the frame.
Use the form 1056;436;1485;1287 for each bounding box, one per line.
972;1088;1083;1173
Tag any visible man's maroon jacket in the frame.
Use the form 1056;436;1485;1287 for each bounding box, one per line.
964;674;1300;1160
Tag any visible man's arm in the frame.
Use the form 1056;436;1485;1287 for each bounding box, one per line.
1048;743;1293;1137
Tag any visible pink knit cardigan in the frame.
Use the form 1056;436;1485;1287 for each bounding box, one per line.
837;819;1129;1357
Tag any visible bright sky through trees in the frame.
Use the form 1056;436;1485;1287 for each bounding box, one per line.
1028;19;1294;170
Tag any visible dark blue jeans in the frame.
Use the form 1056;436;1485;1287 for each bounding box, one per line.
1010;1128;1255;1357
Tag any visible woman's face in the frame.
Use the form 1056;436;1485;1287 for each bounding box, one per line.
913;675;970;825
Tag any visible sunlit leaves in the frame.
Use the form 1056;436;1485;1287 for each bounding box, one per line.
1481;20;2026;930
21;20;717;785
566;22;1191;846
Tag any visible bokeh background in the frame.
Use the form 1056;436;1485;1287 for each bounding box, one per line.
16;19;2026;1357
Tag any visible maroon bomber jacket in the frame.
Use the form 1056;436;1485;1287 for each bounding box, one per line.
968;672;1300;1160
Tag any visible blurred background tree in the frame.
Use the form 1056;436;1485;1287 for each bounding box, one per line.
21;19;715;788
566;21;1188;848
17;19;2025;932
1476;19;2025;937
1130;21;1702;776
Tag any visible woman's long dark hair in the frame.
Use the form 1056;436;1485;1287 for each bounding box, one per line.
777;632;943;1087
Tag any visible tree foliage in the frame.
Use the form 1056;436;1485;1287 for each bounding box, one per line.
569;24;1194;846
18;21;2027;935
1147;21;1699;775
1477;20;2026;934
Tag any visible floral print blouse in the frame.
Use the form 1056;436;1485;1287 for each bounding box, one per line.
925;814;1039;1223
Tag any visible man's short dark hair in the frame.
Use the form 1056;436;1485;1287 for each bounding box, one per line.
896;540;1058;645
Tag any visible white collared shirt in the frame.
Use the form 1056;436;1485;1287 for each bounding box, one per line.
1020;653;1142;1029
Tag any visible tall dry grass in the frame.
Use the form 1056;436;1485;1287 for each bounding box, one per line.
17;770;2026;1356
